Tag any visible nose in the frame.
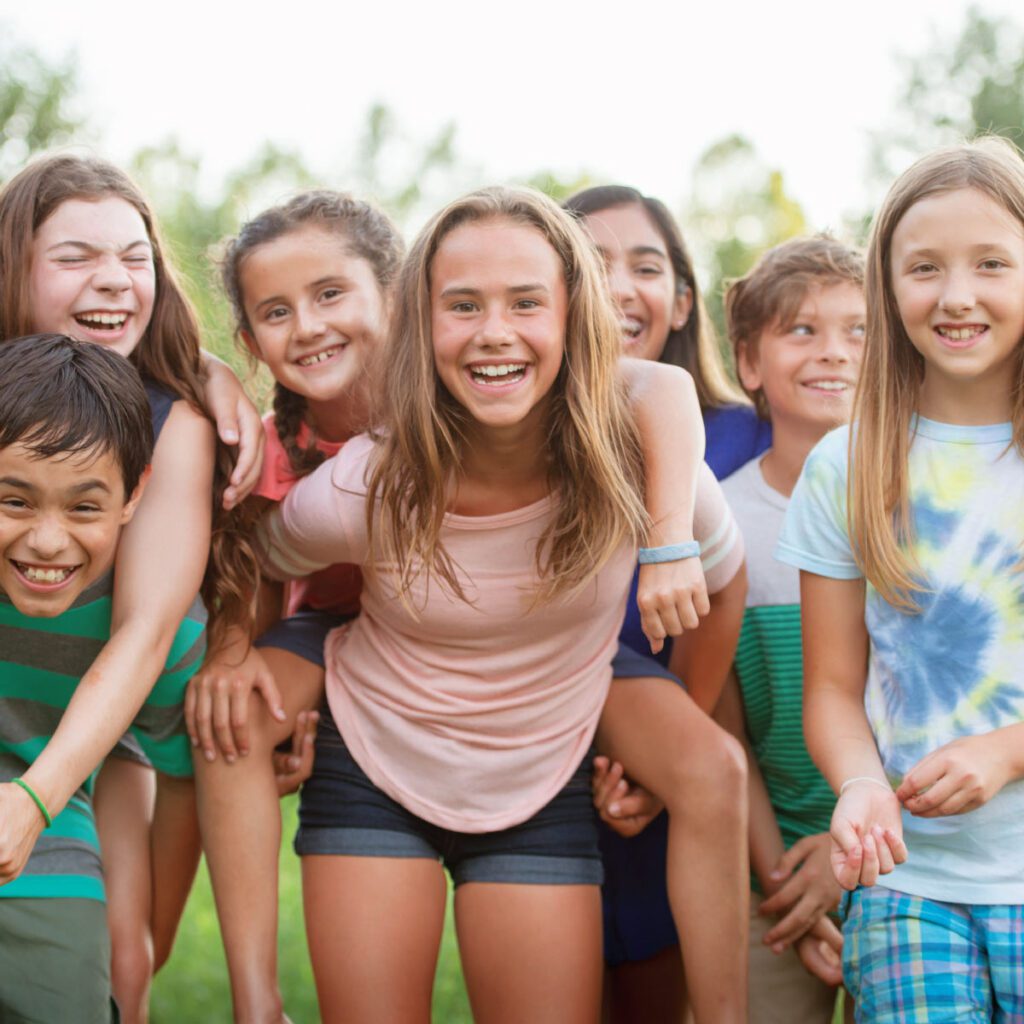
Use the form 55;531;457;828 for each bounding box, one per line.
293;304;327;343
939;268;975;316
28;514;69;561
476;306;514;348
92;254;132;296
816;327;852;363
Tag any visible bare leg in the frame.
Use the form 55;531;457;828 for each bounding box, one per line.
303;854;446;1024
194;648;324;1023
456;882;602;1024
150;773;201;972
598;676;748;1024
605;945;688;1024
94;756;156;1024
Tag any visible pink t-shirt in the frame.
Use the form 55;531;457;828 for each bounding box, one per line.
261;433;743;832
255;413;362;618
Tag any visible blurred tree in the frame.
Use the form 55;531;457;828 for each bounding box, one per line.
867;7;1024;213
0;32;82;179
522;170;595;203
684;135;806;341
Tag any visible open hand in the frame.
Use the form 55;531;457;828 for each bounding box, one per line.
759;832;842;950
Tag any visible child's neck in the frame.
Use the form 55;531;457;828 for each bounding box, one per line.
452;418;550;516
917;370;1013;426
306;387;371;445
759;415;832;498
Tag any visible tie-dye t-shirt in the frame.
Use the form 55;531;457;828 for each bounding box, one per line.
776;418;1024;904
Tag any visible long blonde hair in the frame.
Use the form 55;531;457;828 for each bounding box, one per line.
852;137;1024;609
367;186;648;605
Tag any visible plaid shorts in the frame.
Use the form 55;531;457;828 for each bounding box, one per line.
843;885;1024;1023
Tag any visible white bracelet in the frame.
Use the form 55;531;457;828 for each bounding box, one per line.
839;776;892;796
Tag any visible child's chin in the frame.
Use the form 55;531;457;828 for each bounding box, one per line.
7;576;92;618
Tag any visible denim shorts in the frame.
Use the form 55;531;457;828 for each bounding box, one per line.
255;609;353;668
295;706;603;888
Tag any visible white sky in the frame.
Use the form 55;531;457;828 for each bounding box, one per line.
4;0;1022;231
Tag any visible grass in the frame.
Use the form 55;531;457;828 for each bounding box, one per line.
150;795;472;1023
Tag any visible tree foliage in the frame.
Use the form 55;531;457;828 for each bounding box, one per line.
870;6;1024;184
0;32;82;179
684;135;807;339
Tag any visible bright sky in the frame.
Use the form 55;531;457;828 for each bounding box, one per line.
4;0;1022;231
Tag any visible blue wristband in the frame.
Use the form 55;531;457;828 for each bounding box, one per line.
638;541;701;564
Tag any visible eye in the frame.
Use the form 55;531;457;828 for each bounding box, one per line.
71;502;102;515
979;258;1006;271
0;496;29;510
513;298;540;310
264;306;290;322
320;287;345;302
451;301;477;314
123;254;151;266
850;323;866;338
55;256;88;265
910;262;937;275
790;324;813;337
635;264;664;277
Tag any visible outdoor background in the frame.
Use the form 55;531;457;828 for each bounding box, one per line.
2;1;1023;1018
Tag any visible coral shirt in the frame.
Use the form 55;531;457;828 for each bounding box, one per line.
261;434;743;832
255;413;362;617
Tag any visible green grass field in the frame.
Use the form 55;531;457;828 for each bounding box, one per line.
150;795;472;1023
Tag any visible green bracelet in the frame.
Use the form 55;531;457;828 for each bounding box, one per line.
12;778;52;828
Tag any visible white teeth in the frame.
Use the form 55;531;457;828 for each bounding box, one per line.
297;347;340;366
807;380;848;391
470;363;525;379
937;326;984;341
17;563;73;584
621;319;643;338
76;312;127;327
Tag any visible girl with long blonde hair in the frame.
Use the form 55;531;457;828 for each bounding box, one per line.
778;138;1024;1020
259;186;748;1022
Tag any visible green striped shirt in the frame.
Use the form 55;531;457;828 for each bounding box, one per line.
0;572;205;901
722;459;834;856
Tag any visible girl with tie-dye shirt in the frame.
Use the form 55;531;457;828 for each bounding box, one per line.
777;139;1024;1023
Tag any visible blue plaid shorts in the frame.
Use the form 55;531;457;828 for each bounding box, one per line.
843;885;1024;1023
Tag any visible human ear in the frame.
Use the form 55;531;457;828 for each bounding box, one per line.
736;340;763;393
672;286;694;331
119;465;152;526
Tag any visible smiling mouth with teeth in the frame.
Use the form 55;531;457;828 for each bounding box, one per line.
297;346;344;367
74;312;129;331
936;325;987;341
11;560;79;585
804;380;849;392
621;319;643;340
468;363;527;385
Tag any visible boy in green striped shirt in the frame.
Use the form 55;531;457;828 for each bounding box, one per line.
716;238;865;1023
0;334;157;1022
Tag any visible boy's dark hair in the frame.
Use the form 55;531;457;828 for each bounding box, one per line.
0;334;153;495
724;235;865;417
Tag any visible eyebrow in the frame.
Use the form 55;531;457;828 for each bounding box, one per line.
595;244;667;259
439;283;550;299
46;239;151;254
0;476;111;495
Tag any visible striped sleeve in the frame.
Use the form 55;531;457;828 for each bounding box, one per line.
695;462;744;593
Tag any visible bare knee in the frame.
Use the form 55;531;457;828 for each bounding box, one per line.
662;720;746;815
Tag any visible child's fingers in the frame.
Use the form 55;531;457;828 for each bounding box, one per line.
253;669;286;723
895;752;943;802
193;686;217;762
858;830;880;887
693;580;710;618
608;789;662;825
830;839;862;891
639;608;667;655
768;833;816;883
870;826;895;875
883;827;908;865
758;873;804;917
902;772;959;816
230;685;251;758
211;685;239;763
764;892;822;949
592;760;625;812
225;401;265;500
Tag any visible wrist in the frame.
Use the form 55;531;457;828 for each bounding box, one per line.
838;775;892;797
639;541;701;564
12;778;52;828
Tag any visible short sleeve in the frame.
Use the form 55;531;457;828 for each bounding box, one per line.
775;428;862;579
694;462;745;593
256;439;372;580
